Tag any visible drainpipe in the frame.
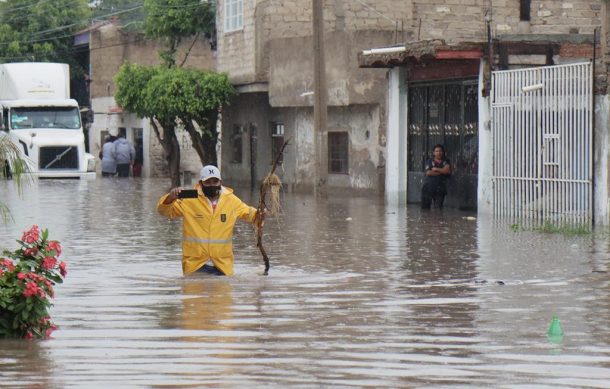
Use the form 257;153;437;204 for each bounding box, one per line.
589;27;598;226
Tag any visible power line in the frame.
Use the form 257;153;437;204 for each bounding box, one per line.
353;0;397;24
0;0;54;13
0;0;88;23
34;6;145;37
0;33;212;61
0;1;214;53
0;6;145;48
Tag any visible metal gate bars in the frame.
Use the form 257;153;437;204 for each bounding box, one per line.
491;62;592;225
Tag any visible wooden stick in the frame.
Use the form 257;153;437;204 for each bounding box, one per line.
256;139;289;275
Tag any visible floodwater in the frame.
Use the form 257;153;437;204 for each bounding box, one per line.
1;178;610;388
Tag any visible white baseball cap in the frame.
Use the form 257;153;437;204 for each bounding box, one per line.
200;165;222;181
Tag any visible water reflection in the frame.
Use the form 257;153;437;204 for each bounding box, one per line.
0;340;53;388
1;178;610;387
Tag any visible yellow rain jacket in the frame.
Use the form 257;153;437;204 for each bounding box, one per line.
156;186;257;276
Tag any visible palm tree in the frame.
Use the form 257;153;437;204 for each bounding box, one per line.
0;135;31;222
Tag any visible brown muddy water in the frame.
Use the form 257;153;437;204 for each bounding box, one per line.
1;178;610;388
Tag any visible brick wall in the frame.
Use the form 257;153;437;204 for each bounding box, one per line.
89;23;215;99
216;0;258;84
411;1;603;43
216;0;413;84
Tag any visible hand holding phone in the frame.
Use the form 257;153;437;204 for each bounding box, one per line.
178;189;199;199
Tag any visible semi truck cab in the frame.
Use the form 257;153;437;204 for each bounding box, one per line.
0;63;96;179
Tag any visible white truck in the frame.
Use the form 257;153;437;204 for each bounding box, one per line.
0;62;95;178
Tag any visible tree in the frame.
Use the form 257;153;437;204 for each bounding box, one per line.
0;136;30;223
0;0;91;77
143;0;215;67
115;64;235;187
115;0;227;187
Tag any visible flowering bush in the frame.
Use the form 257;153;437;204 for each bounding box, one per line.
0;225;67;339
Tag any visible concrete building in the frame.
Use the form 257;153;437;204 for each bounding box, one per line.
360;0;610;225
78;21;216;178
216;0;412;193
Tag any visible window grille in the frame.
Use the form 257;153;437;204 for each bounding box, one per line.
328;132;349;174
271;122;284;164
520;0;531;21
231;125;243;163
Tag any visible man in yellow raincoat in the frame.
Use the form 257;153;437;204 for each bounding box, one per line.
157;165;260;276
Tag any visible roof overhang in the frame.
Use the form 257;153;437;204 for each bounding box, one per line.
358;39;484;68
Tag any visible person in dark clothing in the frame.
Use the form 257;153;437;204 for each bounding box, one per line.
99;135;117;177
421;144;451;209
132;140;143;177
112;135;135;178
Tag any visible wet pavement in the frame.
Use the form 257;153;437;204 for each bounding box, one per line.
1;177;610;388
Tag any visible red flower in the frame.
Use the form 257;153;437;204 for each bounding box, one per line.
23;247;38;257
21;225;40;244
23;281;44;298
47;241;62;256
42;257;57;270
1;227;67;339
59;262;67;277
45;325;57;338
1;259;14;271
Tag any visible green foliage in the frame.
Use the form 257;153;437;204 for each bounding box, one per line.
114;63;160;118
0;0;91;65
143;0;215;41
0;226;67;339
115;63;235;126
0;136;32;224
510;220;592;236
143;0;215;67
533;221;591;236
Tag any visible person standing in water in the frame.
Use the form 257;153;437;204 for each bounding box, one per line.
421;144;451;209
156;165;262;276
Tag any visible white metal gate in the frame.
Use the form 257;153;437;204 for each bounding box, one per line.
491;62;592;224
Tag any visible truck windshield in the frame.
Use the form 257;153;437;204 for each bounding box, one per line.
10;107;81;130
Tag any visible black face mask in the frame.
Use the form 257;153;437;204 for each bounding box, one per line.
202;185;221;198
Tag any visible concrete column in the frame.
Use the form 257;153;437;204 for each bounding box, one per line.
594;95;609;225
385;67;408;206
477;61;493;215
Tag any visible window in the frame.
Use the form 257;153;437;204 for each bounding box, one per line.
10;107;81;130
271;122;284;164
231;125;243;164
520;0;531;21
328;132;349;174
224;0;243;32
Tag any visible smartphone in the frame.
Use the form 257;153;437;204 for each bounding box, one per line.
178;189;199;199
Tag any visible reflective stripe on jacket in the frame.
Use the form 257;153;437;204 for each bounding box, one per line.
156;186;257;276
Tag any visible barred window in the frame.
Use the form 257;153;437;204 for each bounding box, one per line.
328;132;349;174
224;0;243;32
231;125;242;164
520;0;531;21
271;122;284;164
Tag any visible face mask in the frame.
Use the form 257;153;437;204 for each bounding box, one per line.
202;185;221;198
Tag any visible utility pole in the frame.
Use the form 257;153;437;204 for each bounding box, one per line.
312;0;328;196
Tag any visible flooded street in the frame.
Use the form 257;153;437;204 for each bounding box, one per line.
2;178;610;388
